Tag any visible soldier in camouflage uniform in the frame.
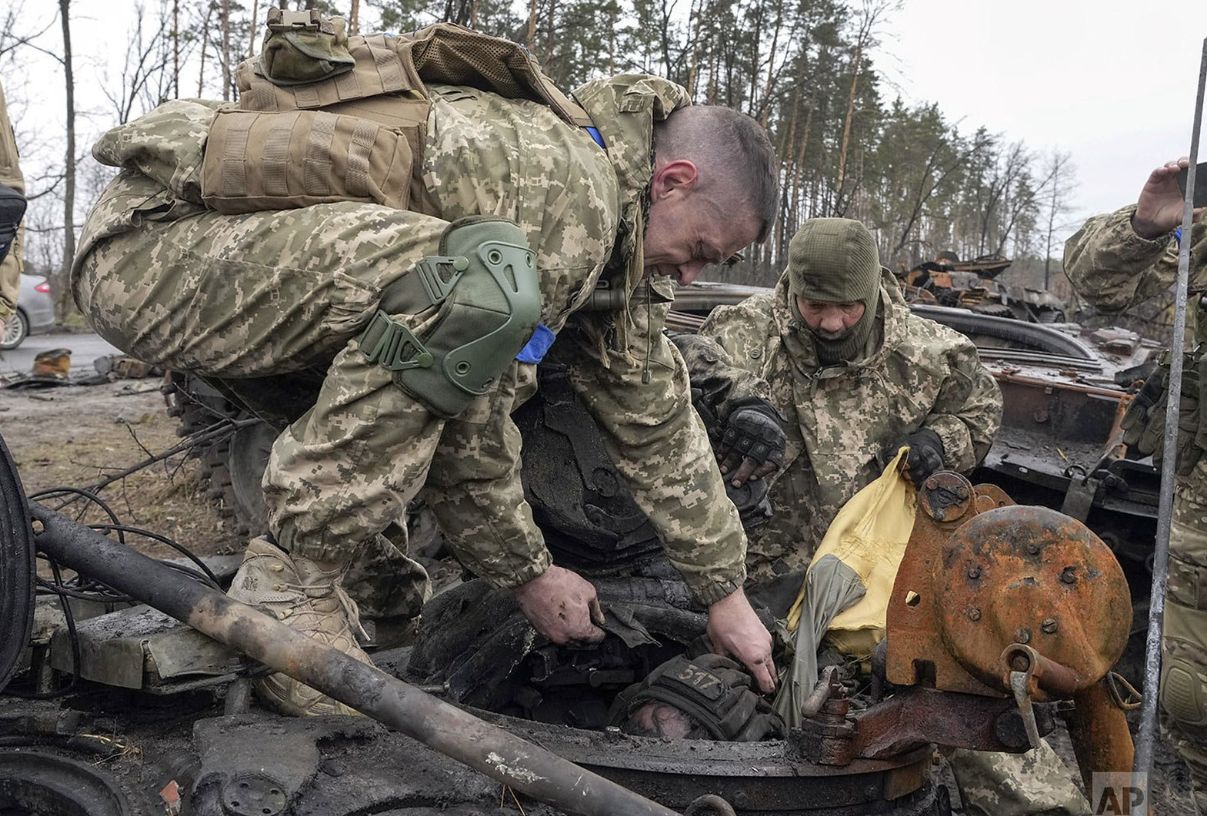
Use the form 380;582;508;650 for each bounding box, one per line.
1065;157;1207;810
677;218;1002;578
73;21;779;715
677;219;1089;815
0;82;25;336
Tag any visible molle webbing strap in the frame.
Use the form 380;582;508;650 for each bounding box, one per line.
261;113;294;196
303;114;336;197
219;117;252;199
347;119;376;199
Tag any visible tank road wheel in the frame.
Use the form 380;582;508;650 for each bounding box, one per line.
163;372;267;537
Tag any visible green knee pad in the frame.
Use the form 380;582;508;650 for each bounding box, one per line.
359;217;540;418
1161;602;1207;729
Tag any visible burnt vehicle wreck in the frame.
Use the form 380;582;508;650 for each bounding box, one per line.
0;322;1142;815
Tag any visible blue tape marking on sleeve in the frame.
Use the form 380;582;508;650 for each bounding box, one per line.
516;324;556;364
1176;226;1183;246
584;126;606;149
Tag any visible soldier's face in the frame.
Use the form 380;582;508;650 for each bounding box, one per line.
643;160;759;286
795;297;865;339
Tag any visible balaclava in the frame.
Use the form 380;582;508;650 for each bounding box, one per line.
787;218;882;365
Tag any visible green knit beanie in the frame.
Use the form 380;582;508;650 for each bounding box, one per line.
787;218;880;305
786;218;882;364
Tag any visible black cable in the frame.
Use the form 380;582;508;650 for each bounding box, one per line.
29;486;128;545
86;523;221;588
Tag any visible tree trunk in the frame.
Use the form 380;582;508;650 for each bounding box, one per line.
526;0;537;49
58;0;76;319
220;0;232;101
248;0;260;55
197;2;212;97
834;42;862;214
349;0;360;34
172;0;180;97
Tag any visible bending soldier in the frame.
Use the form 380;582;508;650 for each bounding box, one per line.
73;18;778;714
1065;156;1207;811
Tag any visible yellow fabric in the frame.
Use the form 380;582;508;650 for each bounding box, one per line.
786;447;916;654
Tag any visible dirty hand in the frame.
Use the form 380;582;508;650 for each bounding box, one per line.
884;427;945;487
1132;157;1204;239
716;398;787;488
514;565;606;646
706;588;776;694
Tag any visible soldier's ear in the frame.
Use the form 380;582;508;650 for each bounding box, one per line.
650;159;700;201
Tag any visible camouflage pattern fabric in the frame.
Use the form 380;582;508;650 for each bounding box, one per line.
1065;207;1207;810
0;82;25;322
948;744;1090;816
73;75;748;606
679;269;1002;579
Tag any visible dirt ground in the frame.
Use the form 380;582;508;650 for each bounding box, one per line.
0;379;244;561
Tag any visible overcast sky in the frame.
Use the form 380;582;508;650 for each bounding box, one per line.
5;0;1207;250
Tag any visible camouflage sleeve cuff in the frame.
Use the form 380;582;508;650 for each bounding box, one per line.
924;414;976;472
475;546;554;592
1114;205;1178;257
683;569;747;607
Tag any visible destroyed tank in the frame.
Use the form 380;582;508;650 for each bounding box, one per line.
898;253;1067;324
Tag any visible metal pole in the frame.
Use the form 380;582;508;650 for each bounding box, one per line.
29;504;681;816
1135;37;1207;778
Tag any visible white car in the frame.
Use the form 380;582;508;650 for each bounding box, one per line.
1;273;55;350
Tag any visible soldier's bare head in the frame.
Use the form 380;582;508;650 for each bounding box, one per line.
643;106;778;286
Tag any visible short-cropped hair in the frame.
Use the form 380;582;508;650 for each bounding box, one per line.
654;106;779;242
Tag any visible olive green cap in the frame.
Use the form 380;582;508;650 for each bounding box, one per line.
787;218;880;305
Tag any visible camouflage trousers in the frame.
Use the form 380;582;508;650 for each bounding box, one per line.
948;743;1090;816
74;189;549;611
1163;457;1207;810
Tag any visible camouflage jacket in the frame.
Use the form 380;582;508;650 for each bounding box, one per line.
76;74;748;604
0;82;24;321
1064;204;1207;344
679;271;1001;578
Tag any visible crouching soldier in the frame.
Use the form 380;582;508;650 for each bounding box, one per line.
73;14;778;715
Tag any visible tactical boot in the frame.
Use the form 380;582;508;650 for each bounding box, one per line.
227;537;371;717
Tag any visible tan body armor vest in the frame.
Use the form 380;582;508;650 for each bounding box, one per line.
200;13;592;218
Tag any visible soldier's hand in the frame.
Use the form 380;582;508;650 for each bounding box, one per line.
1132;157;1205;240
883;427;945;488
717;399;786;487
706;588;776;694
514;565;606;646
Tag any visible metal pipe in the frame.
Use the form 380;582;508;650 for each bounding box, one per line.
1136;36;1207;777
29;504;681;816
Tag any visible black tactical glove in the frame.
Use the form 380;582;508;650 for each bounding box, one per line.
716;398;787;487
884;427;945;487
1124;354;1205;477
610;654;786;742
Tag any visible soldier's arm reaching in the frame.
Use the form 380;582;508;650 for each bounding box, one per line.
563;288;777;693
1065;157;1205;311
919;336;1002;473
672;331;785;487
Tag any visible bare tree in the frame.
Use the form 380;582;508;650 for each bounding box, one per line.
58;0;76;318
834;0;896;212
102;2;174;124
1040;150;1076;289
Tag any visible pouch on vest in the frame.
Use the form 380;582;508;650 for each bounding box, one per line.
200;108;415;213
259;8;355;86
